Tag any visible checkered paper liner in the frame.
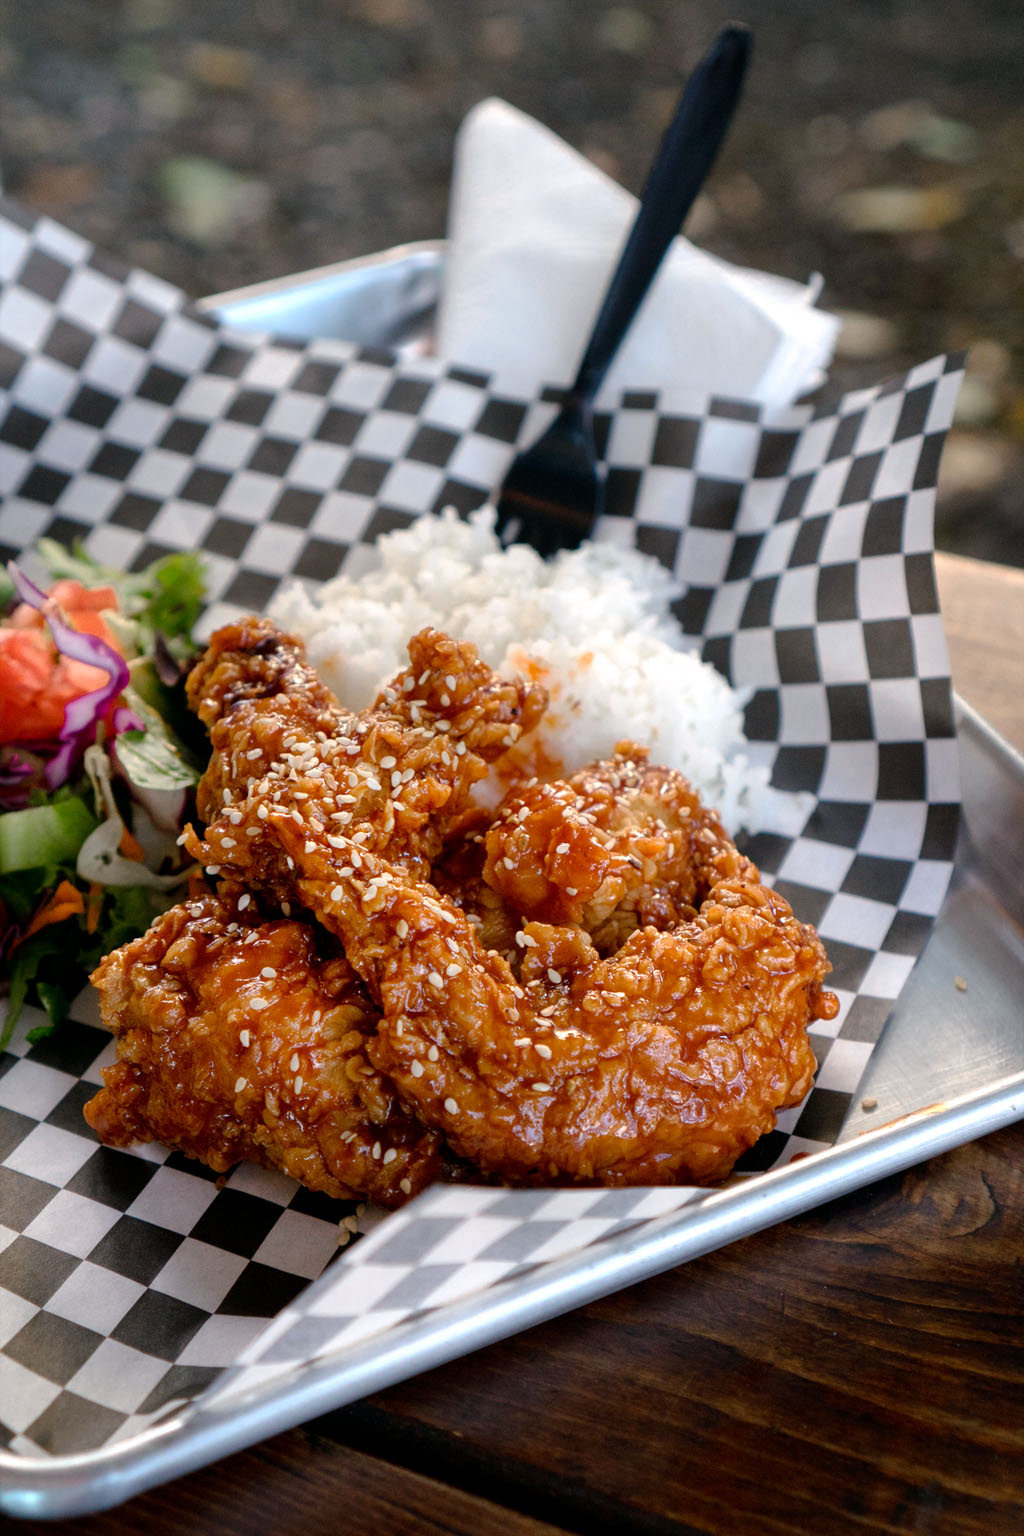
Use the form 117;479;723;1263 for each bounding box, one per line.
0;196;962;1459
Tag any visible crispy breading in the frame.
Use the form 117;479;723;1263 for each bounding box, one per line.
85;891;442;1208
183;622;546;894
198;756;837;1188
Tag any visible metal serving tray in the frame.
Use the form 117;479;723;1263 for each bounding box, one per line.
2;249;1022;1521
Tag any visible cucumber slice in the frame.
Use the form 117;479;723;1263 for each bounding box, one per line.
0;797;98;874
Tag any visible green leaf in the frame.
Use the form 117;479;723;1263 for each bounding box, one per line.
114;685;201;792
35;539;206;644
33;979;70;1033
2;929;66;1048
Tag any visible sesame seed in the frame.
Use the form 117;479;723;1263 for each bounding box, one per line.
444;1097;458;1114
400;1178;412;1194
383;1148;397;1165
513;1036;530;1047
396;919;409;939
238;894;251;911
228;810;243;825
372;1141;382;1160
446;963;462;977
246;826;260;837
304;839;317;853
539;1005;556;1017
536;1043;553;1059
502;856;515;870
331;885;344;901
246;748;262;761
515;932;526;947
555;842;570;854
521;934;538;948
391;771;402;787
547;969;561;984
239;1030;250;1047
281;901;291;915
566;887;578;896
251;998;270;1011
380;756;397;769
531;1082;547;1092
440;693;451;707
428;971;444;989
257;804;269;820
294;1076;303;1093
206;865;221;876
427;1044;439;1062
290;1053;300;1072
234;1077;247;1094
410;1060;424;1078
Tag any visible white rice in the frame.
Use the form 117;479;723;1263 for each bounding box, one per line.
269;508;798;834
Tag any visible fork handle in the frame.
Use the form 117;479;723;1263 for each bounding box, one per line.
571;24;752;405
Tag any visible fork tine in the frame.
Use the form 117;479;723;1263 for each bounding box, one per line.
494;398;599;553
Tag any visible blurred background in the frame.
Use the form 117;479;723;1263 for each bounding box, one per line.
1;0;1022;565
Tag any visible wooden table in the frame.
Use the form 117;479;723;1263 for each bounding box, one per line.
9;555;1023;1536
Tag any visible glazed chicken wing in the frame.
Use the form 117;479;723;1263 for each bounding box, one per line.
481;743;731;951
194;755;837;1187
85;891;443;1208
184;620;546;899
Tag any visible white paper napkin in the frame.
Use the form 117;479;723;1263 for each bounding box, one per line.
436;98;840;410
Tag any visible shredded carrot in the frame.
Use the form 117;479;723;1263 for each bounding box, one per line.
85;882;104;934
23;879;86;941
118;825;146;862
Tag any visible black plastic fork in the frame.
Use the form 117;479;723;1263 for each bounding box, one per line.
493;24;752;556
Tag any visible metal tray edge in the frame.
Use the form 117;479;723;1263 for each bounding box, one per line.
3;1062;1022;1520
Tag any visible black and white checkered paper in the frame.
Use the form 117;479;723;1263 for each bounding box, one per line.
0;197;962;1458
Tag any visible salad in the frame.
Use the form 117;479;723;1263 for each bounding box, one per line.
0;542;208;1048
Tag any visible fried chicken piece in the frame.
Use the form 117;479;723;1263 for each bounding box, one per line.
481;743;725;952
206;767;837;1188
84;891;443;1208
184;622;546;900
187;618;344;824
431;811;522;957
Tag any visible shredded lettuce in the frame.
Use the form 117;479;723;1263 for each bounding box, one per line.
78;744;192;891
35;541;205;659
